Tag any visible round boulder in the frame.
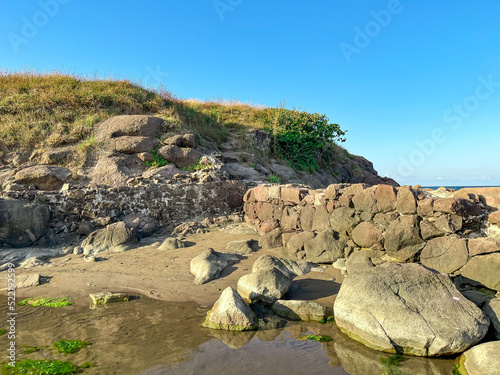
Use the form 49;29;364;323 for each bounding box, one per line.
334;262;489;356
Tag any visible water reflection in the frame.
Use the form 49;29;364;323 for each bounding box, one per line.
0;295;456;375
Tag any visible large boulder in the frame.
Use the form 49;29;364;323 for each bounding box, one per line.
272;300;326;321
329;207;360;235
374;184;397;213
303;230;345;263
14;165;71;190
420;235;469;274
80;221;138;254
91;154;147;187
460;253;500;291
383;215;425;261
94;115;163;139
163;132;199;149
0;199;50;247
190;248;238;285
202;287;258;331
458;341;500;375
251;255;312;279
237;268;292;304
334;262;489;356
396;186;417;214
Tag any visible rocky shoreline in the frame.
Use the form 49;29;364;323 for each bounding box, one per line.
1;115;499;374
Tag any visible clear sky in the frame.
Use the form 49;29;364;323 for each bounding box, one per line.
1;0;499;186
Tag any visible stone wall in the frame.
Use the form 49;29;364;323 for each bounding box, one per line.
0;180;246;247
243;183;500;292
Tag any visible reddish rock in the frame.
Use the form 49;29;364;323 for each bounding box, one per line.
417;199;434;217
257;220;280;235
253;186;270;202
243;189;256;203
281;187;308;204
352;222;383;249
375;184;397;213
300;205;315;232
341;183;367;196
488;211;500;225
433;198;482;217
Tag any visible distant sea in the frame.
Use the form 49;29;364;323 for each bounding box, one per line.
421;186;500;191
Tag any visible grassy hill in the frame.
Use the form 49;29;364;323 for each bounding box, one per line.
0;71;351;175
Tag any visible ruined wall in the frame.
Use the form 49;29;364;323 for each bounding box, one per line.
243;183;500;291
1;180;246;245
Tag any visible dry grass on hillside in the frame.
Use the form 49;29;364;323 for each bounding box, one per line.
0;71;274;152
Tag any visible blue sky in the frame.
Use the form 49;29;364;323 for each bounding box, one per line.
1;0;499;186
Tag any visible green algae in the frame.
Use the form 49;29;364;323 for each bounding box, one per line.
19;297;73;308
53;340;91;355
1;359;78;375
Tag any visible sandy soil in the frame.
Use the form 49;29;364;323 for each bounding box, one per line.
0;223;343;308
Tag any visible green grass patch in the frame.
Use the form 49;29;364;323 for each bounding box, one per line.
19;297;72;308
53;340;91;355
21;345;40;354
145;150;169;168
303;334;333;342
268;174;281;183
1;359;78;375
80;362;94;369
181;158;211;171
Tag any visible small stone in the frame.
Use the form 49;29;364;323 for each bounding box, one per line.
90;292;129;306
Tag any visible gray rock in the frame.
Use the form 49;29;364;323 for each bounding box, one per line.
286;231;315;257
0;199;50;247
384;215;425;261
269;162;298;182
461;253;500;291
272;300;326;321
158;237;185;251
157;145;201;169
190;248;238;285
202;287;258;331
142;164;182;179
396;186;417;214
225;239;258;254
329;207;360;235
91;154;147;187
304;230;345;263
222;163;264;181
14;165;71;190
334;262;489;356
345;251;376;275
80;221;138;254
163;132;199;148
420;235;469;274
94;115;163;139
106;136;157;154
90;292;129;306
482;298;500;339
237;268;292;304
459;341;500;375
252;254;312;279
16;273;40;288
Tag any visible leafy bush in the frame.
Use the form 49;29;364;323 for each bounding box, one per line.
263;107;346;173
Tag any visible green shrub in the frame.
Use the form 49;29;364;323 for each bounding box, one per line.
181;158;211;171
263;107;346;173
